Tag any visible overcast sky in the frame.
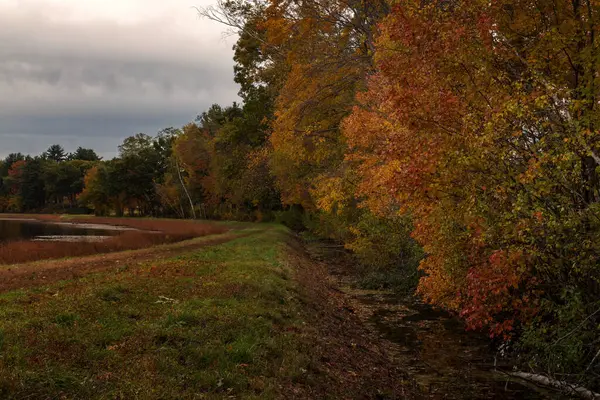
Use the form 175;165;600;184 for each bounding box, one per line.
0;0;239;159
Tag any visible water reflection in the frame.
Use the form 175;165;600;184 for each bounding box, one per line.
0;219;118;242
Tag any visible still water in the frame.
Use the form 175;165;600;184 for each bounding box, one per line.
357;292;565;399
0;219;118;242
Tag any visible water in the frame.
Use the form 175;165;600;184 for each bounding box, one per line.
353;291;566;399
0;219;119;243
309;237;567;399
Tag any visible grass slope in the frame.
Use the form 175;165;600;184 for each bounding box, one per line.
0;226;309;399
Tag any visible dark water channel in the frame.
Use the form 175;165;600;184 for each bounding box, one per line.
0;219;120;243
354;292;568;399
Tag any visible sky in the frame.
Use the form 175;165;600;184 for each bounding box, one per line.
0;0;239;159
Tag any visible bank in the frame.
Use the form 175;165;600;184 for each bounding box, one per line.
0;224;413;399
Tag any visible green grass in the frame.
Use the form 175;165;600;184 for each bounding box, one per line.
0;225;310;399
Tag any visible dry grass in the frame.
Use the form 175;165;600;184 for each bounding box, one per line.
0;216;227;264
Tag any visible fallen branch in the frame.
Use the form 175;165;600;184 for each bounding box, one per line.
507;371;600;400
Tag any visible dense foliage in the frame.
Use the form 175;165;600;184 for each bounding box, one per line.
342;0;600;388
2;0;599;389
0;148;97;213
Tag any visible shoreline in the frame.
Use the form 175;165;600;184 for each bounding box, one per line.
0;216;140;232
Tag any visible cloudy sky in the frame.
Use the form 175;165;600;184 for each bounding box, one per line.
0;0;239;159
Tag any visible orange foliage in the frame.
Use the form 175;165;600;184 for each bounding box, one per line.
265;0;388;208
341;0;600;336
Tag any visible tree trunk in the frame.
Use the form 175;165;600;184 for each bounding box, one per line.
175;158;196;219
508;372;600;400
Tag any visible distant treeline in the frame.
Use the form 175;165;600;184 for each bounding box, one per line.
0;109;281;220
0;146;100;214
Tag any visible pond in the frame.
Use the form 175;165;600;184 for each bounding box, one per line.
0;218;121;243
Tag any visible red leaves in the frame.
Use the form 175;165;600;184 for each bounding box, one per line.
459;250;540;338
342;0;559;340
8;160;26;178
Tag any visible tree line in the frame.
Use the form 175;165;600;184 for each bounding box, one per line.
2;0;599;390
0;104;280;220
0;146;100;213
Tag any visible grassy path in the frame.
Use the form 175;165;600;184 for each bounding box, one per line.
0;225;412;399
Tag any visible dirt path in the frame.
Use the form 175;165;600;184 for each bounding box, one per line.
0;231;252;293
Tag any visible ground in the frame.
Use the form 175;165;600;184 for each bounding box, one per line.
0;222;415;399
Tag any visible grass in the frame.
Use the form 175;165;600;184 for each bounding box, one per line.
0;216;227;264
0;225;310;399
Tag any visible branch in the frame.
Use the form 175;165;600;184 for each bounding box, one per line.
507;372;600;400
553;306;600;346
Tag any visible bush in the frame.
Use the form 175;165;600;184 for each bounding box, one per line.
274;205;306;231
302;207;424;293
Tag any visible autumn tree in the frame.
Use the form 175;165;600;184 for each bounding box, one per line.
343;0;600;384
0;153;25;177
43;160;95;206
264;0;389;207
0;153;25;211
173;99;280;220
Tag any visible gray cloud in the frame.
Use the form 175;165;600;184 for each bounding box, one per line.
0;1;240;158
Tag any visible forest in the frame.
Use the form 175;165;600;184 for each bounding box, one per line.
1;0;599;392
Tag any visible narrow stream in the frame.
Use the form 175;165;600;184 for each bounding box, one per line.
350;291;566;399
309;240;569;399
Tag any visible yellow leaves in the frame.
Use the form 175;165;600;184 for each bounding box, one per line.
533;94;549;108
263;13;290;47
263;0;391;208
518;158;542;184
312;175;351;215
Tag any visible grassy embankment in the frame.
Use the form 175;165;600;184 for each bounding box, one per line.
0;225;312;399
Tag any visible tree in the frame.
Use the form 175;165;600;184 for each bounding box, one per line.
44;144;67;162
19;157;47;211
0;153;25;177
4;160;27;211
78;165;112;216
115;133;171;216
173;123;212;206
68;147;101;161
264;0;389;207
0;153;26;208
44;160;94;206
118;133;154;158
